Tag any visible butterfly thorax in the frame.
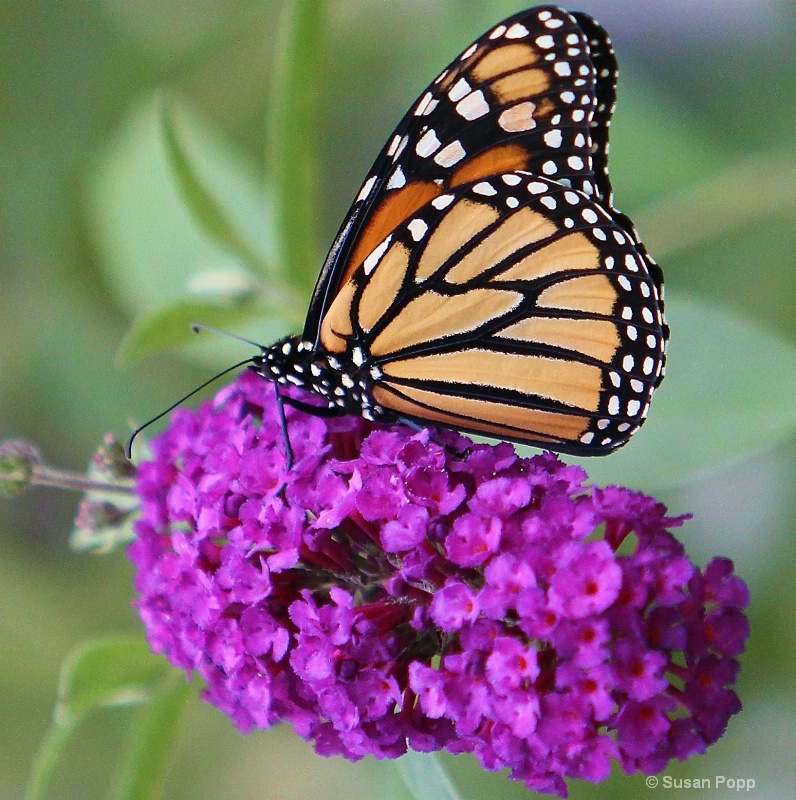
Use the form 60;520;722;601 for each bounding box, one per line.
250;336;386;421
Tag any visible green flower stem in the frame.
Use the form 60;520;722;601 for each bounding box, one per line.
31;464;134;495
265;0;326;286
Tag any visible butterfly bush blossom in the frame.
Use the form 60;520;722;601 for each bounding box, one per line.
130;371;749;796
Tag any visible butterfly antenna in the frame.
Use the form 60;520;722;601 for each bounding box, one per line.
126;357;254;459
190;322;266;351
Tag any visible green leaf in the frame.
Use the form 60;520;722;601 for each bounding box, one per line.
634;150;796;261
54;638;172;724
562;293;796;490
395;752;464;800
265;0;326;288
117;296;303;367
108;676;195;800
87;95;274;316
158;96;271;275
25;638;178;800
117;300;258;363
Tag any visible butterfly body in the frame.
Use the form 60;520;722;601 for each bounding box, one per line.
253;5;667;457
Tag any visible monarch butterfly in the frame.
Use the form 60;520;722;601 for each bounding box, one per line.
133;5;667;464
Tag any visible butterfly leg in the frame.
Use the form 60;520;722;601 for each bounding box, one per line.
272;382;295;471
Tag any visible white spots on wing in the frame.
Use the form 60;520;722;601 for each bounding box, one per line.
528;181;547;194
592;228;606;241
627;325;638;341
627;399;641;416
622;354;635;372
582;208;598;224
607;395;620;416
646;333;657;348
456;89;490;120
448;77;471;102
363;236;392;275
489;24;507;40
621;306;633;320
415;92;434;116
609;371;621;388
563;217;575;228
540;195;557;210
352;347;365;366
408;218;429;242
506;196;520;209
505;22;530;39
498;102;537;133
502;173;522;186
572;109;586;122
357;175;377;202
561;91;576;104
542;160;558;175
461;43;478;59
625;254;640;272
618;275;632;291
642;307;654;324
580;432;594;444
566;33;580;45
631;379;644;393
416;129;441;157
434;140;466;167
605;256;615;270
554;62;572;77
387;134;409;161
473;181;497;197
544;129;563;148
432;193;455;210
387;166;406;189
641;282;651;298
613;230;627;244
568;156;585;170
535;34;555;49
642;356;654;375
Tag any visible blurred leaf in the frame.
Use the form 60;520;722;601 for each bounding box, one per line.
158;96;270;275
108;675;195;800
55;637;172;723
565;293;796;490
118;300;258;363
395;752;463;800
636;150;796;261
609;76;730;212
26;638;177;800
265;0;325;287
87;95;274;316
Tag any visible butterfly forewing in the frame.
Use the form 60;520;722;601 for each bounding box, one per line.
304;5;608;347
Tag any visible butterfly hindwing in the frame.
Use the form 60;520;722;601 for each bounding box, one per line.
318;173;665;454
305;5;610;347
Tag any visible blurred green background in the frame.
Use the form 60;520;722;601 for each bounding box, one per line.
2;0;795;798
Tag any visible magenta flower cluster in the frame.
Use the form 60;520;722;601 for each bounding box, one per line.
130;372;749;796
